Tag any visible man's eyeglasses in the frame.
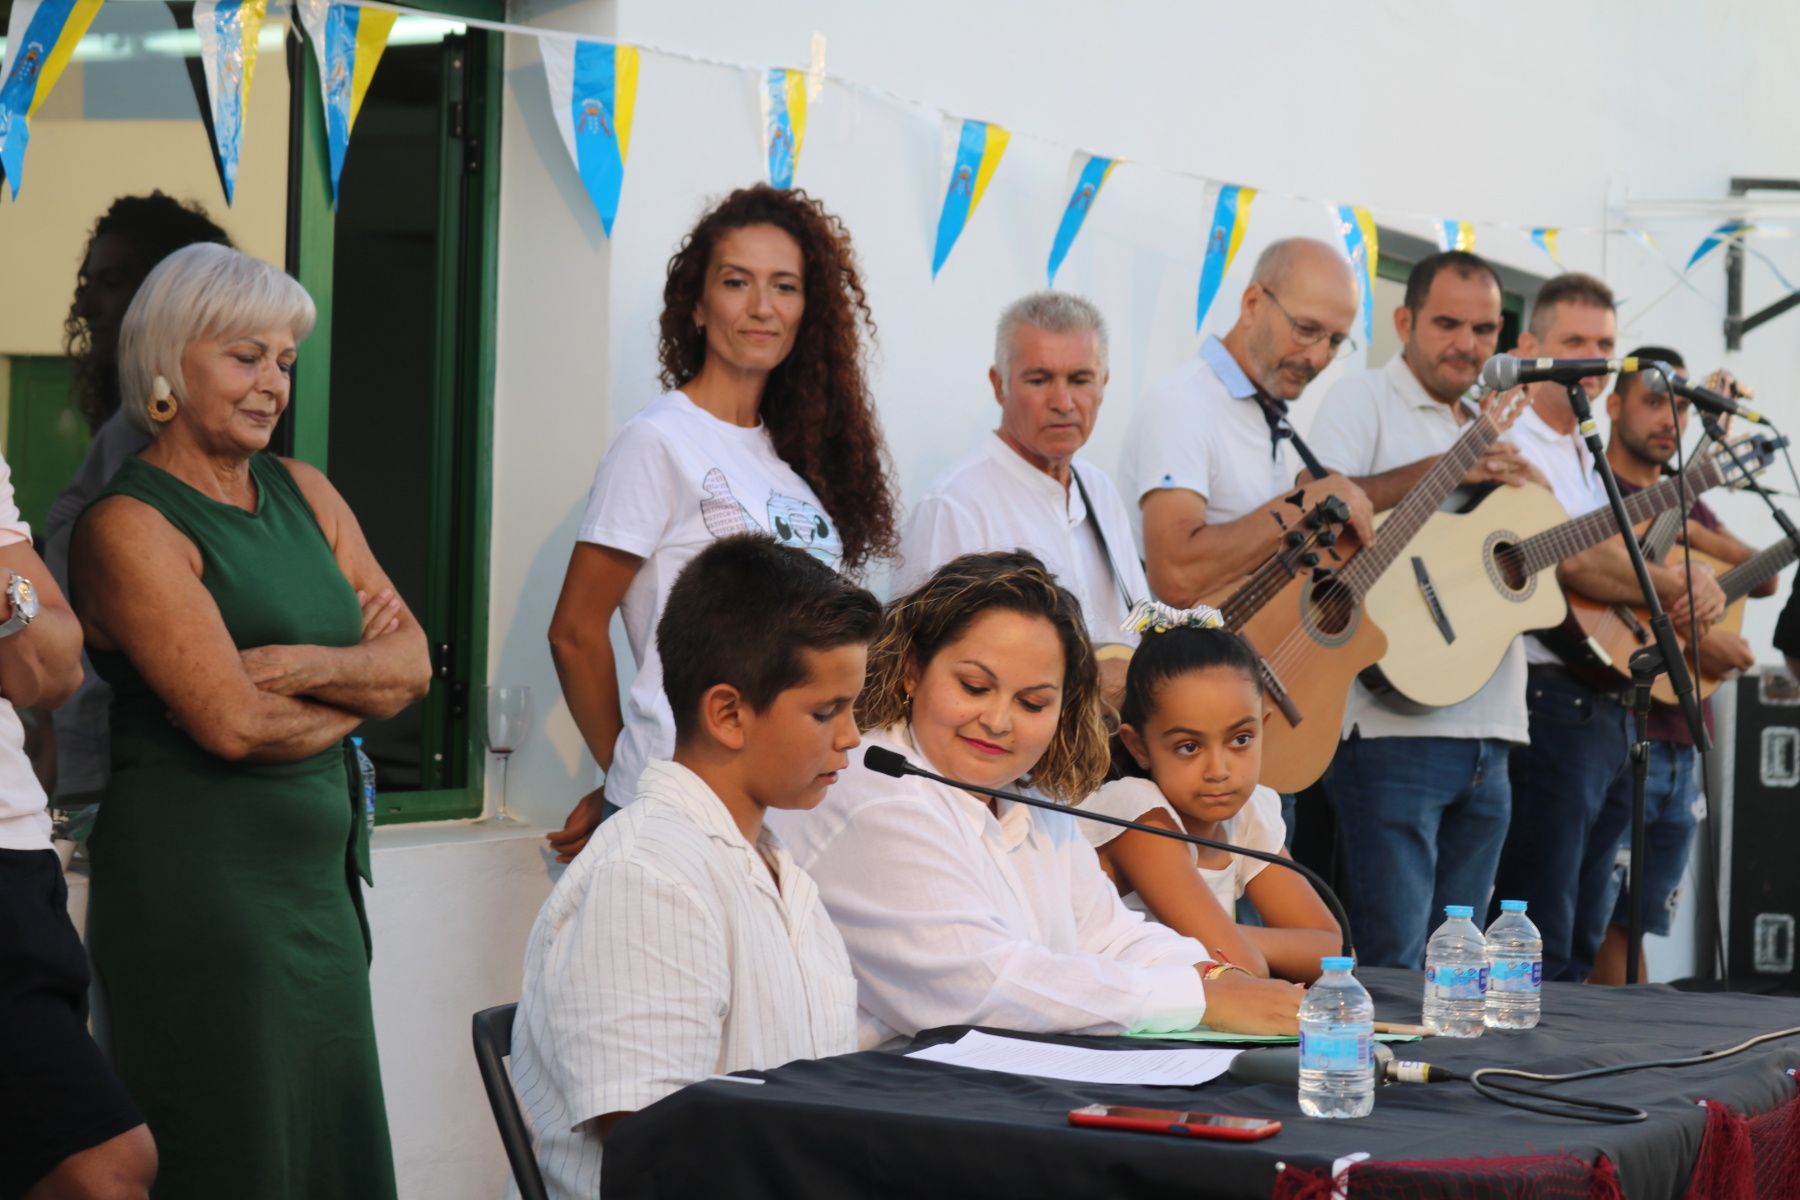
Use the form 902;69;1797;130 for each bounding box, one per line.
1261;287;1359;361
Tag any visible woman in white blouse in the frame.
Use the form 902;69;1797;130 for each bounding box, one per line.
775;551;1302;1046
547;185;900;860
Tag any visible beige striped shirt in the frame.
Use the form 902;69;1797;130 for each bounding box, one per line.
510;759;858;1199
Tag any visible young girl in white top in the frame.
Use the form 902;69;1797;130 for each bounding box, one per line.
546;185;899;860
1081;601;1341;982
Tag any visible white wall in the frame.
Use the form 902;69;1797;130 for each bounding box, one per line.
487;0;1800;830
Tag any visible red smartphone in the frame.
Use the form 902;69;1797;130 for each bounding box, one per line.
1068;1104;1281;1140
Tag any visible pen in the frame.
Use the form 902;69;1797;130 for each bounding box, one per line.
705;1074;766;1085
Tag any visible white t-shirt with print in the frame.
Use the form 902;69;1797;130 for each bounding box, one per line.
577;391;844;806
1079;776;1286;917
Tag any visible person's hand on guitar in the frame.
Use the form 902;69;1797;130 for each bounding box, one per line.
1663;562;1726;642
548;784;608;863
1697;630;1757;679
1461;440;1547;490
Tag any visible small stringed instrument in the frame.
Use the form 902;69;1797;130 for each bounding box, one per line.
1362;433;1780;709
1241;391;1530;793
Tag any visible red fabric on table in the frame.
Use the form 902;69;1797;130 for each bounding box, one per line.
1683;1083;1800;1200
1270;1152;1625;1200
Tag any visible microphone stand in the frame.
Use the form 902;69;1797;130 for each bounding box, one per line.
1562;382;1708;988
865;749;1354;960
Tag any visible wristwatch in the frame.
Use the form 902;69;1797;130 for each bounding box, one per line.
0;571;39;639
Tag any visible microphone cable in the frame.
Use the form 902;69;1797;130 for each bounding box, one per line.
1389;1023;1800;1124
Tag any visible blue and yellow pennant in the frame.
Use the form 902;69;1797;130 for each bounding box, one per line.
1195;183;1256;331
762;67;806;189
542;38;639;235
1336;204;1378;343
0;0;104;197
195;0;268;205
1046;153;1117;285
932;118;1009;278
297;0;395;204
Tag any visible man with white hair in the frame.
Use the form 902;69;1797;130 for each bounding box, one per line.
900;291;1148;683
1123;237;1374;608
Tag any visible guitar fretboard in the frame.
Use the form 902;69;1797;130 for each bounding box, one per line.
1340;408;1505;596
1516;453;1725;572
1720;536;1800;604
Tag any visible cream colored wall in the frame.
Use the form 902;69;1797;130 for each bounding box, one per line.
0;54;289;357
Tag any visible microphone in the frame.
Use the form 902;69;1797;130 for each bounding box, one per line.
1644;365;1772;426
861;745;1353;959
1479;355;1641;391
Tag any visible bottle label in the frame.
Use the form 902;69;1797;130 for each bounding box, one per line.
1426;964;1489;998
1488;958;1542;993
1299;1023;1372;1072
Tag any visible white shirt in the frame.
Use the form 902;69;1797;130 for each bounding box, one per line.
1508;404;1610;666
899;432;1147;645
1120;336;1296;547
1079;777;1286;915
1309;355;1529;742
771;725;1212;1048
509;759;857;1200
577;391;844;806
0;451;51;852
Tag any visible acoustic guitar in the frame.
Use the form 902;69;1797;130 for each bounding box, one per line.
1240;392;1528;793
1361;433;1779;709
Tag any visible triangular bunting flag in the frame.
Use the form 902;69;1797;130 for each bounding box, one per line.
194;0;267;205
1195;183;1255;331
1435;219;1475;253
1529;227;1561;266
543;38;639;235
1686;221;1752;271
932;117;1009;278
761;66;806;189
296;0;395;204
0;0;106;198
1046;152;1117;285
1334;204;1378;342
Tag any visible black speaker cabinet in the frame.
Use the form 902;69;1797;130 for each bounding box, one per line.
1708;670;1800;987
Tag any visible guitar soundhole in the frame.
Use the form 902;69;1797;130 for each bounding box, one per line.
1303;577;1357;645
1483;530;1536;601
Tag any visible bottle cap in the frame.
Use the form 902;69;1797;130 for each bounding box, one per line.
1444;904;1474;919
1320;956;1355;972
1500;899;1527;913
351;736;364;746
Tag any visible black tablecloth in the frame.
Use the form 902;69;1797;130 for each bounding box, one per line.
601;969;1800;1199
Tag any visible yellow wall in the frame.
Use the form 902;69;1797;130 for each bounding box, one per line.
0;50;290;357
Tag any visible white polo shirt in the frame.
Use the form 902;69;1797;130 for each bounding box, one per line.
899;433;1148;645
510;759;858;1200
1121;336;1296;545
1508;403;1611;666
1310;354;1528;742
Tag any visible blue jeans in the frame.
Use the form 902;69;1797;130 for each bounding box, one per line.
1492;668;1632;982
1327;734;1513;969
1603;742;1699;938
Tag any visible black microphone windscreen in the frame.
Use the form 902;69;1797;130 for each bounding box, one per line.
863;745;910;778
1224;1042;1394;1087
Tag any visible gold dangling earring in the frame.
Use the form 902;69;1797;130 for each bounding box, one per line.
148;376;179;423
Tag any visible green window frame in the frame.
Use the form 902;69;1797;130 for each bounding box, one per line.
286;0;503;822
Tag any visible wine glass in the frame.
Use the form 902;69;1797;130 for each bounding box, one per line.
481;685;532;824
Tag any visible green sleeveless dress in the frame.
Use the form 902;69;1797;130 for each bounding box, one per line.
85;454;396;1200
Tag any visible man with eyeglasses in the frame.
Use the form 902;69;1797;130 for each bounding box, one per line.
1123;237;1375;611
1306;251;1546;969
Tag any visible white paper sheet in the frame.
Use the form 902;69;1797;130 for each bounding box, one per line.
906;1030;1238;1086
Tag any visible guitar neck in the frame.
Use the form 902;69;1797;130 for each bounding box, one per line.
1220;534;1315;629
1640;507;1688;563
1720;537;1800;604
1519;455;1723;572
1341;409;1503;595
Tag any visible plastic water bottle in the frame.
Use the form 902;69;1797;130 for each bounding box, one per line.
1484;899;1543;1030
1423;905;1488;1038
1297;956;1375;1119
352;737;377;837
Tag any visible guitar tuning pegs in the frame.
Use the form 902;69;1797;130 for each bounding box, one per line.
1285;529;1306;548
1317;530;1338;548
1301;552;1320;568
1322;495;1351;523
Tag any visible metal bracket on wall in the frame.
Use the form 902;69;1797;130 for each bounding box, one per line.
1726;176;1800;350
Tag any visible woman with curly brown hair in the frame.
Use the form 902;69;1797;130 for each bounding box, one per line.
548;184;899;858
772;551;1303;1045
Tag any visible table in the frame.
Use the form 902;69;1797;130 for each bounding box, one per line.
601;969;1800;1199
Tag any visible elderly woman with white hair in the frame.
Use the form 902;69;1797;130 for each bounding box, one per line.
69;243;429;1199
